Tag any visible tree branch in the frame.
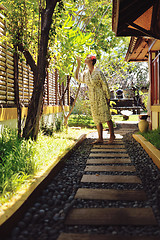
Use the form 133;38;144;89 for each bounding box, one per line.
66;83;81;119
17;43;37;76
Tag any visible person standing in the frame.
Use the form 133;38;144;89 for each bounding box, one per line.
75;54;115;144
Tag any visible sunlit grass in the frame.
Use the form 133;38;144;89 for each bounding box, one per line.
112;114;139;122
68;114;139;129
140;127;160;150
0;127;91;204
34;128;90;172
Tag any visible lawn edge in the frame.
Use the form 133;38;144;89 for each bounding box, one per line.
133;134;160;169
0;133;86;232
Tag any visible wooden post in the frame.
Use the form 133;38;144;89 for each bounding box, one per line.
149;51;154;106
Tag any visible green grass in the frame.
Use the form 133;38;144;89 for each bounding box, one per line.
0;127;91;204
140;127;160;150
112;114;139;122
68;115;97;128
68;114;139;129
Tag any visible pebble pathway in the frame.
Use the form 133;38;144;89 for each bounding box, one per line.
4;123;160;240
58;130;159;240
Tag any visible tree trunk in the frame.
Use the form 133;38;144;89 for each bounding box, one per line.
13;45;21;138
22;1;58;140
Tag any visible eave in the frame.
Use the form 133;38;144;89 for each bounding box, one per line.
125;37;152;62
112;0;160;40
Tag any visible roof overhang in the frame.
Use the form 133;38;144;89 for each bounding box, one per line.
112;0;160;40
125;37;160;62
125;37;151;62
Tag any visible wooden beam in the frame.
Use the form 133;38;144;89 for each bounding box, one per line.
128;22;159;39
151;0;160;39
117;0;155;36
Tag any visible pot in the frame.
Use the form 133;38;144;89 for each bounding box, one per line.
138;119;149;133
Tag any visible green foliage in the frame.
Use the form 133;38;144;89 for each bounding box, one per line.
141;128;160;150
142;93;148;109
1;0;142;91
40;121;54;136
55;114;64;132
0;127;36;198
0;126;91;203
40;114;64;135
110;100;117;114
101;51;149;93
77;0;120;57
49;12;94;81
72;98;92;116
1;0;39;60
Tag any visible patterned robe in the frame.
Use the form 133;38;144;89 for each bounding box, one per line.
78;67;111;125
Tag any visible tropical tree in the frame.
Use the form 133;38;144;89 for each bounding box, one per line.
101;49;149;95
1;0;64;140
48;0;119;126
1;0;146;139
49;8;94;126
1;0;113;137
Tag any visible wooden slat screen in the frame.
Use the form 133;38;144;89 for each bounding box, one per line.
0;14;69;109
18;61;34;106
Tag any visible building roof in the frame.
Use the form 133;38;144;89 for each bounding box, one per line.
125;37;152;62
112;0;160;39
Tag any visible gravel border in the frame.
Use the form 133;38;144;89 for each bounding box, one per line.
5;133;160;240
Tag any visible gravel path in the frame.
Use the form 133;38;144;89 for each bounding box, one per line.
5;130;160;240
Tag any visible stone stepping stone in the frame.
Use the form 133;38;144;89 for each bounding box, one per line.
102;139;124;143
91;148;127;153
103;134;123;139
57;233;160;240
93;144;126;149
75;188;147;201
84;165;136;172
87;158;131;164
81;175;142;184
89;153;129;158
65;208;157;226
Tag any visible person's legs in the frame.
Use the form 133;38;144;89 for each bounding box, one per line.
92;123;103;144
107;120;115;143
97;123;103;141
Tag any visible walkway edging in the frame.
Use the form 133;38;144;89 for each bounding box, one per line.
0;133;86;230
133;134;160;169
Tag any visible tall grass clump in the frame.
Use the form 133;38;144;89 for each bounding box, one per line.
0;127;36;202
0;126;91;204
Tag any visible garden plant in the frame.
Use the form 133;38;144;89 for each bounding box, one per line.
0;126;91;204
